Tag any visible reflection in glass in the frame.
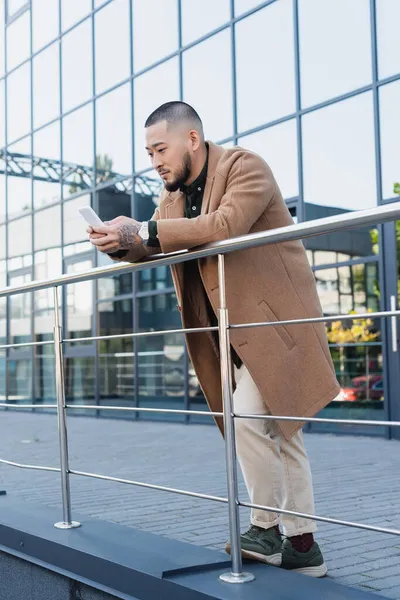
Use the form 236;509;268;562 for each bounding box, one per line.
33;121;61;208
132;0;178;73
0;174;5;222
8;216;32;258
134;58;180;172
236;0;295;132
8;359;32;402
6;9;30;71
239;120;298;199
376;0;400;80
0;6;4;77
62;19;92;112
65;258;94;342
32;0;59;52
62;104;93;197
0;349;5;400
9;269;32;344
34;204;61;251
0;80;4;148
379;81;400;200
181;0;230;45
298;0;372;107
7;63;31;142
62;0;91;31
33;43;60;129
302;92;376;211
234;0;263;15
7;137;32;219
96;84;132;181
34;248;62;336
63;194;91;245
98;298;133;401
94;0;130;94
65;357;95;404
139;265;173;292
0;226;5;260
138;293;183;408
183;31;233;141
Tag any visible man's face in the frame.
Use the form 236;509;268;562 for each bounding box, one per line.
145;120;193;192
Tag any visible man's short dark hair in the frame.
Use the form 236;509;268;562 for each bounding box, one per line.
145;101;204;136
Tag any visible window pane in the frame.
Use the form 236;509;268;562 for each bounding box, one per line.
8;216;32;257
61;1;91;31
0;5;4;77
0;174;5;223
7;63;31;142
62;104;94;197
7;0;29;18
8;359;32;401
64;194;91;245
379;81;400;200
62;19;92;112
132;0;178;73
34;247;62;340
239;119;298;199
234;0;264;15
0;225;5;260
7;137;32;219
0;80;5;148
298;0;372;107
32;0;59;52
6;9;30;71
65;257;94;342
34;204;61;251
376;0;400;80
236;0;295;132
138;294;183;408
33;121;61;208
96;83;132;182
302;92;376;211
98;299;133;402
183;31;233;141
181;0;230;45
33;43;59;129
134;58;179;172
94;0;130;94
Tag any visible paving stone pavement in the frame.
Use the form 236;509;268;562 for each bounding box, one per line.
1;411;400;598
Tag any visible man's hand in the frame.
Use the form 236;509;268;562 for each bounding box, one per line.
88;216;143;253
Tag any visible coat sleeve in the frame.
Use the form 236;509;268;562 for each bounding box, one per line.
109;207;161;263
156;152;276;254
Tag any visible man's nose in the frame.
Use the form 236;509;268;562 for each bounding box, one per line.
153;155;163;170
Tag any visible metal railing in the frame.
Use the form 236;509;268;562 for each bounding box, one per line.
1;202;400;584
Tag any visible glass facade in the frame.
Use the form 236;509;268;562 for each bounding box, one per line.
0;0;399;435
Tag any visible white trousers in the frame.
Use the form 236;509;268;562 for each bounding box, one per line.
233;364;317;537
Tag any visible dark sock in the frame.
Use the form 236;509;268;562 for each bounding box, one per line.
274;525;281;537
289;532;314;553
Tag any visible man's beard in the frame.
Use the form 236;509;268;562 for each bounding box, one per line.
164;151;192;192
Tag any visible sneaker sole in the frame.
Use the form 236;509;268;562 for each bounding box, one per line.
289;563;328;578
225;543;282;566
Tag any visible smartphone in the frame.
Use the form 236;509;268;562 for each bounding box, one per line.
80;206;128;259
78;206;104;228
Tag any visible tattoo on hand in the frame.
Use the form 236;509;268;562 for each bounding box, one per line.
116;222;141;250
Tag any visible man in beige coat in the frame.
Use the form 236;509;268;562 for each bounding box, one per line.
89;101;340;578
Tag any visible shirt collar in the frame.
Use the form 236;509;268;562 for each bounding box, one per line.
180;144;209;195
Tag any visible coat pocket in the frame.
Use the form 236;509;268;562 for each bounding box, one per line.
258;300;296;351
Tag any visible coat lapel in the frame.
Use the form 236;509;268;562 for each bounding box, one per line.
201;141;224;215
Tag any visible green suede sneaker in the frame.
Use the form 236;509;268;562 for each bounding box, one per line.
225;525;282;566
281;538;327;578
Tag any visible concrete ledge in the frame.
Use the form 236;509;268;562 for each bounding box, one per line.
0;494;382;600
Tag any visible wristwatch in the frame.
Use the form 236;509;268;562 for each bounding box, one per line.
138;221;149;245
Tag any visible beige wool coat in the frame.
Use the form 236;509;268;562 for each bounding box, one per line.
122;141;340;440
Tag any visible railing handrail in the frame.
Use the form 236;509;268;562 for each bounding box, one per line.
1;201;399;298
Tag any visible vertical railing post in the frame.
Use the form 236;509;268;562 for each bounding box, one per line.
217;255;254;584
53;286;80;530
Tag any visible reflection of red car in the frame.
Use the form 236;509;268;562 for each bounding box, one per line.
334;375;384;402
333;387;358;402
352;375;383;400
